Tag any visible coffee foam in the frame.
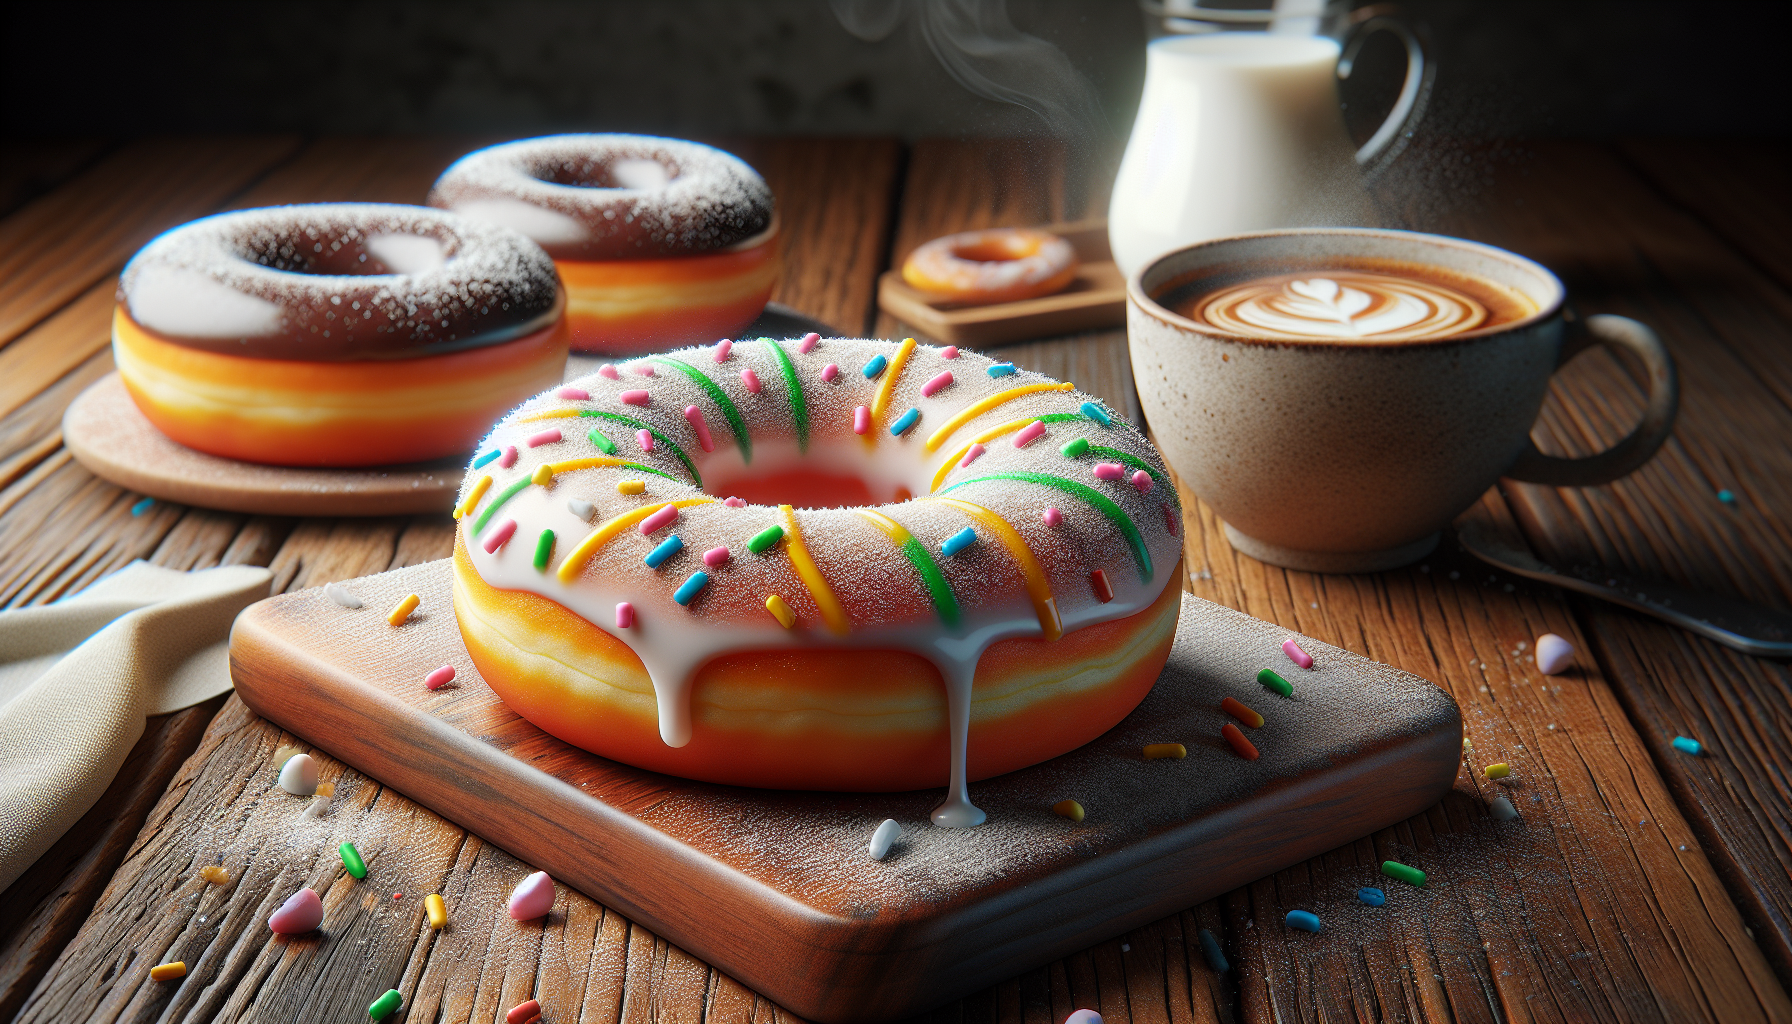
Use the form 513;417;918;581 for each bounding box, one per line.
1198;271;1488;342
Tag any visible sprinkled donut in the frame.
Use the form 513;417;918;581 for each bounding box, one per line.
115;203;566;467
430;134;779;354
451;336;1184;827
902;228;1079;306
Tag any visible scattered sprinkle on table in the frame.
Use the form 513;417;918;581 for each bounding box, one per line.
1221;723;1259;760
507;999;543;1024
1484;762;1511;779
340;842;367;879
424;665;456;690
387;594;420;626
1143;742;1186;760
1221;696;1263;728
1064;1011;1102;1024
1285;910;1322;932
1490;796;1519;821
1381;860;1426;887
942;527;978;556
1717;488;1737;505
1358;886;1385;906
1672;736;1702;755
316;781;334;797
393;892;403;900
869;818;902;860
425;893;448;929
1282;638;1313;668
150;961;186;981
1257;668;1292;697
1198;928;1228;972
278;753;318;795
268;887;323;933
1536;632;1574;674
200;865;229;885
507;870;555;920
1462;736;1473;750
1053;799;1085;822
369;989;403;1021
131;497;155;516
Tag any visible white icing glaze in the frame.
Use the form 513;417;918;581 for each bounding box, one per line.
458;338;1183;826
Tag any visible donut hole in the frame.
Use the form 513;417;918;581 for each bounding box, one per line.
531;156;677;191
951;236;1039;263
701;437;923;509
237;229;450;277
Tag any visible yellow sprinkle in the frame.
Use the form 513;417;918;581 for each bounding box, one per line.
780;505;850;636
1053;799;1085;822
923;381;1075;452
1484;762;1511;779
454;474;492;519
198;865;229;885
149;961;187;981
922;496;1060;640
617;480;646;495
1463;737;1473;750
1143;743;1187;760
388;593;420;626
425;893;448;929
765;594;796;629
315;782;334;798
557;498;715;582
531;464;554;486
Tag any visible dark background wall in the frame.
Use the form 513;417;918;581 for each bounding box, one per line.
4;1;1789;142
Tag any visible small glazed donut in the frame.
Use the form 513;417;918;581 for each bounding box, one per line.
902;228;1079;305
114;204;567;468
451;337;1183;827
429;135;779;354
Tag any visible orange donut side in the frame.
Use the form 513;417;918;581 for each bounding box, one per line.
113;309;569;467
453;536;1182;791
556;232;779;354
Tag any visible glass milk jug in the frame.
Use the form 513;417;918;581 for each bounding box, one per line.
1108;1;1432;276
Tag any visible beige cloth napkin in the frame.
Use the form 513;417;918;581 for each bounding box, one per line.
0;560;272;892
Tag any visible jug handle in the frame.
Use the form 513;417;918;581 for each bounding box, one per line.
1339;13;1436;180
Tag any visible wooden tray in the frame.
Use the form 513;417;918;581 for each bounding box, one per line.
63;373;462;517
230;559;1461;1022
877;219;1127;346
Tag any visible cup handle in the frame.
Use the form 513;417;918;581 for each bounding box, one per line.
1339;14;1436;180
1504;314;1680;486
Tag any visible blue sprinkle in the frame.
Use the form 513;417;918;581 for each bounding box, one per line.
1717;489;1737;505
1672;735;1702;755
673;571;709;606
941;527;977;556
1197;929;1228;973
130;498;155;517
987;363;1016;378
1285;910;1322;933
472;448;501;469
862;354;887;379
644;534;684;568
890;407;921;435
1357;886;1386;907
1079;401;1112;426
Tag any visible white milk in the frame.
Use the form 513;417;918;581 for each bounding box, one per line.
1108;33;1376;277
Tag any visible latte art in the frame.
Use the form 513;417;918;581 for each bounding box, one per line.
1198;271;1490;341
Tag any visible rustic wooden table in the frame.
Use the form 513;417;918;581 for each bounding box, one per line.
0;136;1788;1024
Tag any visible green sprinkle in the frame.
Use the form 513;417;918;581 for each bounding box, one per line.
761;339;809;453
1381;860;1426;887
1257;668;1292;696
941;471;1151;582
1060;437;1090;458
654;357;751;464
339;842;366;879
747;524;785;555
897;536;960;627
369;989;403;1020
587;428;616;454
575;411;701;486
532;529;555;571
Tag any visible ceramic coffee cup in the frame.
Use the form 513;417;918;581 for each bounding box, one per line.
1127;228;1679;573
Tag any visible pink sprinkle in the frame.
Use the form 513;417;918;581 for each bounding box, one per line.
685;405;715;452
639;504;679;535
636;429;654;452
922;371;953;397
1132;469;1153;493
497;445;518;469
741;368;761;393
1042;507;1063;527
557;386;589;401
424;665;456;690
526;428;562;448
616;602;635;629
1013;421;1046;448
1094;463;1124;481
703;546;731;567
598;364;619;380
723;496;746;508
942;346;958;359
959;443;986;468
713;338;733;362
853;406;870;435
1164;504;1179;536
1283;638;1314;669
482;518;517;553
799;332;820;353
821;363;839;382
620;390;650;406
632;364;656;377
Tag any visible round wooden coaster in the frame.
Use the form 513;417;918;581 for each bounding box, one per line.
62;373;462;517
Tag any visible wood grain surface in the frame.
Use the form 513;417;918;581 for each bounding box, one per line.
0;136;1787;1024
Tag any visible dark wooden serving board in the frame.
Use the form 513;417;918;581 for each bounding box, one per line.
229;559;1462;1022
